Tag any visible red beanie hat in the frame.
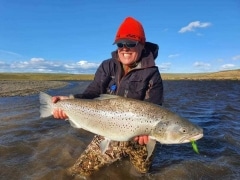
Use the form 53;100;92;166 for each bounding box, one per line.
114;17;146;44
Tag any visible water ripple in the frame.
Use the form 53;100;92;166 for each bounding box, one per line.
0;80;240;179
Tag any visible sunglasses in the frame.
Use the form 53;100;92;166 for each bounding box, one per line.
116;42;138;48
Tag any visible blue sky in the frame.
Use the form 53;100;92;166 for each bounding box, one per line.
0;0;240;74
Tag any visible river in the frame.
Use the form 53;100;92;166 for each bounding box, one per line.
0;80;240;180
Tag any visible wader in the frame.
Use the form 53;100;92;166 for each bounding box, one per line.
67;135;154;177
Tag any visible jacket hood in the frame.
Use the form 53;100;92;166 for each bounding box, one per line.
111;41;159;68
144;42;159;60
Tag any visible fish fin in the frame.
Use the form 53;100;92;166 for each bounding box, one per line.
68;119;81;128
99;138;111;153
95;94;120;100
69;94;75;99
146;138;156;161
39;92;53;118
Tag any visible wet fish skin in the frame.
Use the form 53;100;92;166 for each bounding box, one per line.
39;92;203;159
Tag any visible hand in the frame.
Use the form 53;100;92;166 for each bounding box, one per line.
52;96;69;119
134;135;149;145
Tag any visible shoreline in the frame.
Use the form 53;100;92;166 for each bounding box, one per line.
0;80;68;97
1;78;239;98
0;70;239;81
1;69;239;97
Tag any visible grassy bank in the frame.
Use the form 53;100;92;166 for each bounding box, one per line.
0;69;239;81
161;69;240;80
0;73;94;81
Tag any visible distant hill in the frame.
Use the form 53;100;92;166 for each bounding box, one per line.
204;69;240;79
0;69;239;80
161;69;240;80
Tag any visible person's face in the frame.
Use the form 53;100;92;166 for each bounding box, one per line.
117;42;144;65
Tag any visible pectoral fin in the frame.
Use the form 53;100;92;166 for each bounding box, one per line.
68;119;82;128
99;138;111;154
146;138;156;161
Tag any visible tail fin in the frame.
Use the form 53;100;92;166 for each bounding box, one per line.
39;92;53;118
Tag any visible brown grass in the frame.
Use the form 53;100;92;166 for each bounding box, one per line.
161;69;240;80
0;73;94;81
0;69;239;81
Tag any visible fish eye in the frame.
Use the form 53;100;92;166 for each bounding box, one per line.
180;127;187;133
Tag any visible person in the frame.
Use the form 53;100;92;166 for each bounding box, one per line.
52;16;164;177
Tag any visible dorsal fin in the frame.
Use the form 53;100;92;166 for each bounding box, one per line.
94;94;120;100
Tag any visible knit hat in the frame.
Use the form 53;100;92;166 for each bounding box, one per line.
114;17;146;44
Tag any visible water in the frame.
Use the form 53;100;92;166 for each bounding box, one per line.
0;80;240;180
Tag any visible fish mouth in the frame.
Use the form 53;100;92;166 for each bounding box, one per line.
180;133;203;143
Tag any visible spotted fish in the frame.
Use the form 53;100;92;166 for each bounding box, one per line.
39;92;203;159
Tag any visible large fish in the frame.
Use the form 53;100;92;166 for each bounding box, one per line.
39;92;203;159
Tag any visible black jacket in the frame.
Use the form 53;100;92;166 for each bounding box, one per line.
74;42;163;105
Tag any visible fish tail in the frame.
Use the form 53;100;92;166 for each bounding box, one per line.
39;92;53;118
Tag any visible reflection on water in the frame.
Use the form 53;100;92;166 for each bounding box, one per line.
0;80;240;180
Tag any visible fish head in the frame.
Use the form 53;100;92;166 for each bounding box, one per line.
152;114;203;144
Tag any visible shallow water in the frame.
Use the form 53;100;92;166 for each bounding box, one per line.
0;80;240;180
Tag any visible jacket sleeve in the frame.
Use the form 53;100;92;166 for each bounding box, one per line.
74;60;111;99
144;69;164;106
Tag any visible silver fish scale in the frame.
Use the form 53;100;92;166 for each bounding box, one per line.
40;92;203;146
54;98;163;141
40;92;203;162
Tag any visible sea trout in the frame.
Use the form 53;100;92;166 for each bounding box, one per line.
39;92;203;159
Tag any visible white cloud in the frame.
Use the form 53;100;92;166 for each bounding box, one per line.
0;58;100;73
64;64;75;69
179;21;211;33
168;54;180;58
221;64;236;70
157;62;171;71
193;61;210;67
30;57;45;63
63;61;100;73
232;55;240;61
76;60;99;69
216;58;224;62
10;58;53;70
193;61;211;70
0;61;8;68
